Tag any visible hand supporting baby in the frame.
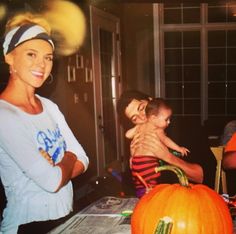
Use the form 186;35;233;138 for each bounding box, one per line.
130;132;170;161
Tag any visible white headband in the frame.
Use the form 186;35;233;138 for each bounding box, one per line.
3;24;54;55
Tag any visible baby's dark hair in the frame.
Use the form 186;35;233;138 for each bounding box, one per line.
145;98;171;118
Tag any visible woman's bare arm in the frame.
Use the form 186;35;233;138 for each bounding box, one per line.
71;160;85;178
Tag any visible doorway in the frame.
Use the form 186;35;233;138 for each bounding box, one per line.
90;6;122;176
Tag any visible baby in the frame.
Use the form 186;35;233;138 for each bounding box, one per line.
126;98;189;198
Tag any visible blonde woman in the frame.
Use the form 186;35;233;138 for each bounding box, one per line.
0;12;89;234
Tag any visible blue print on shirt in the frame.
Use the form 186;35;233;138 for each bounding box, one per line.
37;124;67;163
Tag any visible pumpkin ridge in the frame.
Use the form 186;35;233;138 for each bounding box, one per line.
143;185;178;234
131;184;168;233
195;185;233;234
148;185;181;234
163;185;196;234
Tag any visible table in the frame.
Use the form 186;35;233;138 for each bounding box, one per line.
48;196;236;234
47;196;138;234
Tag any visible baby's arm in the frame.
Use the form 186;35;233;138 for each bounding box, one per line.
157;130;190;156
126;126;138;139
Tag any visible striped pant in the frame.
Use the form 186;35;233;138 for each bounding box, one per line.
131;156;160;198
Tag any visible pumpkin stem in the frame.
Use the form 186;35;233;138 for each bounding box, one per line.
155;165;189;187
155;216;173;234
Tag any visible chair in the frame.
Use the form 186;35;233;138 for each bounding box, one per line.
210;146;227;194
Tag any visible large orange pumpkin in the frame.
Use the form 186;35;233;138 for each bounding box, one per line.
131;165;233;234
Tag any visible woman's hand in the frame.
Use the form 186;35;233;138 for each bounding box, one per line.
39;148;54;166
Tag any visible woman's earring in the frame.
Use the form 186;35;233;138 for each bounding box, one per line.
9;67;17;74
46;73;54;84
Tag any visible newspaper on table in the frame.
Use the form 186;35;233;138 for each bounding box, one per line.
48;196;139;234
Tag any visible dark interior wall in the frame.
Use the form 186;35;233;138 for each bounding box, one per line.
88;2;156;96
121;3;155;97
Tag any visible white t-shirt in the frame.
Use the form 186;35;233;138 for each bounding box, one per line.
0;95;89;233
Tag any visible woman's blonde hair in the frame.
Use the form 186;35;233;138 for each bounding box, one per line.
5;12;51;35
